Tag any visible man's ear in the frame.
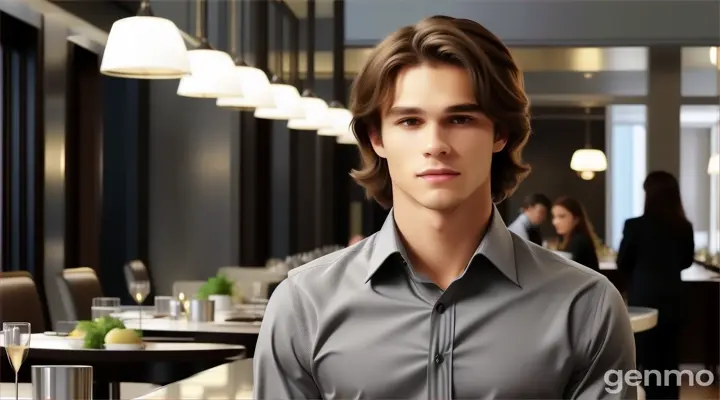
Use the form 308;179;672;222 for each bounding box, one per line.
492;129;508;153
369;129;387;158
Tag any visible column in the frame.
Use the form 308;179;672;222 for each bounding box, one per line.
646;46;682;177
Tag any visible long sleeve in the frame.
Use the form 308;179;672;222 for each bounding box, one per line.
566;279;637;399
253;279;321;400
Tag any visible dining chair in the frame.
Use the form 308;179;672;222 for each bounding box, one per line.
0;271;46;332
57;267;104;321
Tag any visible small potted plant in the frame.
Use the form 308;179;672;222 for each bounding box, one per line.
197;274;234;312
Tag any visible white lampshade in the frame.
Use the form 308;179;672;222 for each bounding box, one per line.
216;65;274;110
709;153;720;175
710;47;718;66
287;92;331;130
337;132;358;145
253;82;303;120
570;148;608;172
177;48;241;98
318;105;353;136
101;16;190;79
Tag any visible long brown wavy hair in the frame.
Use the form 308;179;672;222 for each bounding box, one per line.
348;15;532;209
554;196;602;251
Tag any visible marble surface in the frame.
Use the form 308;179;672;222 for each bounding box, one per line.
0;333;245;353
136;359;253;400
123;317;261;335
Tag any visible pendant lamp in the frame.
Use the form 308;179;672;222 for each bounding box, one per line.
285;0;331;130
709;153;720;175
177;0;242;98
101;0;190;79
318;101;353;136
254;1;303;120
287;90;331;130
570;108;607;175
216;0;274;110
337;132;358;145
710;47;718;66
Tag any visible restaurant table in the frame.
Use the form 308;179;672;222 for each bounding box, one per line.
628;306;658;333
0;333;246;400
123;317;262;357
135;358;253;400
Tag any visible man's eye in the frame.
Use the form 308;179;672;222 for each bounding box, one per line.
449;116;473;125
398;118;421;127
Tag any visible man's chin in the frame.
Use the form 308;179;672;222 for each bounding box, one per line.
414;194;465;211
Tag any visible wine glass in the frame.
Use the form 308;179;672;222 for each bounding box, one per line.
128;280;150;332
3;322;31;400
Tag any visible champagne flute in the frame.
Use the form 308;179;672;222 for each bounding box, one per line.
3;322;31;400
128;280;150;332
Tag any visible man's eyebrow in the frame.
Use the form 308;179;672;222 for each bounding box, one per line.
386;106;424;117
445;103;483;113
386;103;483;117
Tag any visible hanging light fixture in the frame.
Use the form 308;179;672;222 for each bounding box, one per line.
288;90;331;130
101;0;190;79
710;47;718;66
318;101;352;136
570;108;608;176
216;0;274;110
337;132;358;145
286;0;330;130
177;0;242;98
709;153;720;175
254;0;303;120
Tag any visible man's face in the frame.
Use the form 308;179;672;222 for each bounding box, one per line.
526;204;548;226
369;63;507;211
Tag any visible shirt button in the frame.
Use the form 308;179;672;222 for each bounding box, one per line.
434;353;444;365
435;303;446;314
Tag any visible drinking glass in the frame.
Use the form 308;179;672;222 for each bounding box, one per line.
91;297;121;319
154;295;174;317
3;322;31;400
128;280;151;331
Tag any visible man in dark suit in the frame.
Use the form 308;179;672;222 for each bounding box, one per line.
507;193;552;246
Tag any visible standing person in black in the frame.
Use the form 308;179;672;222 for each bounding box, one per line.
616;171;695;400
551;196;601;271
507;193;552;245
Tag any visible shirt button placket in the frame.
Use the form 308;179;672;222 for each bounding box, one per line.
428;299;453;399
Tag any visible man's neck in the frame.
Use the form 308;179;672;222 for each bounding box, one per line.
392;190;494;289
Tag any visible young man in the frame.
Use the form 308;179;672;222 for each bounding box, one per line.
508;193;552;245
254;16;635;399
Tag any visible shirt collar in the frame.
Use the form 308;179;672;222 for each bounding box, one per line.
366;205;519;286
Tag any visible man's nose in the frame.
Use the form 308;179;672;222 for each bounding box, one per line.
423;123;451;157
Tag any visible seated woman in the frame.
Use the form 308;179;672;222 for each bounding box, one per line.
550;196;600;272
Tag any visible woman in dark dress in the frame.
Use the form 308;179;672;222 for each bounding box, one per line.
551;196;600;271
616;171;695;400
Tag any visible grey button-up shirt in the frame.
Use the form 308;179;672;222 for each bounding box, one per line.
254;206;636;399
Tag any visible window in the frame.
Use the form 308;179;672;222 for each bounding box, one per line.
607;105;647;250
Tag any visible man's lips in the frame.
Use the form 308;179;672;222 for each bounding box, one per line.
417;169;460;182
